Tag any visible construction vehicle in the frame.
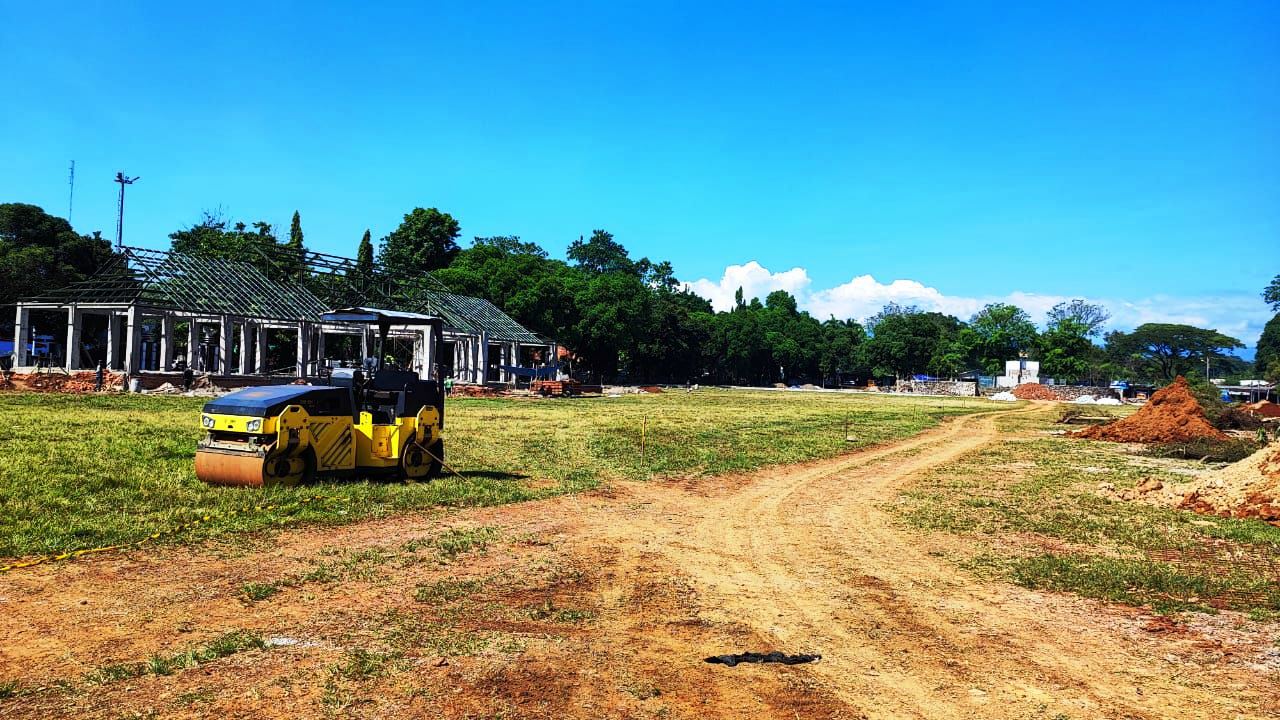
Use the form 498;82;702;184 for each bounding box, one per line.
194;308;446;487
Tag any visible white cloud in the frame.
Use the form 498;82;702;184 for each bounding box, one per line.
684;261;812;311
684;261;1273;349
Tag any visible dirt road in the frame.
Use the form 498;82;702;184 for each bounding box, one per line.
2;408;1276;718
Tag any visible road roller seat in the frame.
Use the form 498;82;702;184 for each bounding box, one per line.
331;368;443;425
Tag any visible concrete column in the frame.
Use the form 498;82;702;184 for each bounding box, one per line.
256;325;269;375
186;321;199;370
466;338;476;383
160;316;175;371
359;329;370;365
316;332;327;375
12;306;27;366
425;328;438;380
63;306;82;370
124;305;143;375
411;331;424;379
105;312;120;370
296;322;308;379
239;321;253;374
479;332;490;384
510;342;519;382
218;315;233;376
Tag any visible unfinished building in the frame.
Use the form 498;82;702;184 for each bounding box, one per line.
9;245;552;387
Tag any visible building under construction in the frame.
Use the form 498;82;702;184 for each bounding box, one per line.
8;245;553;387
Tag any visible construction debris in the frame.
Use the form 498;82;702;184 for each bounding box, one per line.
450;384;503;398
991;391;1018;402
1073;377;1228;444
1177;443;1280;523
1108;443;1280;526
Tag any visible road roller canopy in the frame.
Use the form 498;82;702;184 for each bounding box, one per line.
202;385;352;418
321;307;444;326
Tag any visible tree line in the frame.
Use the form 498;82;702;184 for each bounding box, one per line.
1;201;1267;387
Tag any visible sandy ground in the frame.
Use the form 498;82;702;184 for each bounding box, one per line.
2;407;1277;719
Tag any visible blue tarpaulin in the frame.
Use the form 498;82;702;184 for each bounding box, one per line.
501;365;558;379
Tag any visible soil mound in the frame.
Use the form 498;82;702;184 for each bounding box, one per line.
15;370;124;393
1177;443;1280;524
1012;383;1059;400
1073;376;1227;443
1246;400;1280;418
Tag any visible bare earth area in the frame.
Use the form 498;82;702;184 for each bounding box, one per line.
2;407;1277;719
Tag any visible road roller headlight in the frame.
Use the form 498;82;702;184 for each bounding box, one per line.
246;419;262;433
201;414;215;428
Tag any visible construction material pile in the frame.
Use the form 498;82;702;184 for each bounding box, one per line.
1246;400;1280;418
1012;383;1060;400
18;371;124;393
1177;443;1280;524
991;391;1017;402
450;384;502;398
1073;376;1228;443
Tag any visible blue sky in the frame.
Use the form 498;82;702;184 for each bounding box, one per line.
2;2;1276;350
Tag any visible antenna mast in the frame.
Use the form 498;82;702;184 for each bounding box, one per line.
114;172;140;250
68;161;75;221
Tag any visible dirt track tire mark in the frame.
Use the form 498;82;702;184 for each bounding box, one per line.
609;407;1272;720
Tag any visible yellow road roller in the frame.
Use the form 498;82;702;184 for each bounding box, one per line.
194;308;446;487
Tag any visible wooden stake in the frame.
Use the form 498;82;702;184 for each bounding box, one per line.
641;415;647;465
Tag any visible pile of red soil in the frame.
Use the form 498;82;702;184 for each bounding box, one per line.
17;370;124;393
1012;383;1060;400
639;385;663;394
1073;376;1228;443
1246;400;1280;418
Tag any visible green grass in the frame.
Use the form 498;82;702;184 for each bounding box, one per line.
0;389;987;558
240;581;280;601
1005;554;1280;614
415;577;485;603
83;630;268;685
527;599;595;623
899;408;1280;615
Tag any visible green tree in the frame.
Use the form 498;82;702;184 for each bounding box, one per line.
473;235;547;258
1254;314;1280;376
434;236;581;341
1264;275;1280;311
965;303;1039;374
355;229;374;275
818;319;870;384
281;210;307;282
1045;299;1110;337
169;214;294;281
865;307;963;379
567;230;635;275
1039;319;1098;383
1104;323;1244;382
0;202;117;319
377;207;461;272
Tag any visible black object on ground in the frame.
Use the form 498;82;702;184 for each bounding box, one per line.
704;652;821;667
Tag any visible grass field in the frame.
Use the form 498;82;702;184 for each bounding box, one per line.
898;408;1280;618
0;388;989;559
